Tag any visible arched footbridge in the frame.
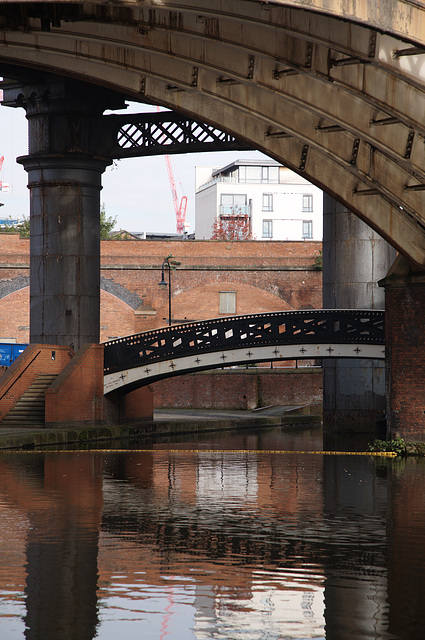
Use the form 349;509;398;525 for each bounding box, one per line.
103;310;385;394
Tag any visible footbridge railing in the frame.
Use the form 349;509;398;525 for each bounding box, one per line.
103;310;385;394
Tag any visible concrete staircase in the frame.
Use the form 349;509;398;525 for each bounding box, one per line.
2;374;58;427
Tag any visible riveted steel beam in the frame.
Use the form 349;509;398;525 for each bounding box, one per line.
99;111;250;159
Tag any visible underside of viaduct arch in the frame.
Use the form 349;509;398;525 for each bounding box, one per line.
1;1;425;266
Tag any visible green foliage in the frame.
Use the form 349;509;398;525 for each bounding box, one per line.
100;204;117;239
0;216;30;238
18;217;30;238
367;437;407;455
0;205;118;240
404;441;425;456
115;231;132;240
165;253;181;268
314;249;323;270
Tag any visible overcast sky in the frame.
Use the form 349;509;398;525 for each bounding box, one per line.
0;100;267;235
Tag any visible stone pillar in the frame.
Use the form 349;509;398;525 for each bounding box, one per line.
322;195;396;435
3;77;124;350
379;256;425;440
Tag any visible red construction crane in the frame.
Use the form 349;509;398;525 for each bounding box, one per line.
156;107;189;234
164;154;188;234
0;155;10;193
0;156;4;191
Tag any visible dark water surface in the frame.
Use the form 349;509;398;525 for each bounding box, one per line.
1;426;424;639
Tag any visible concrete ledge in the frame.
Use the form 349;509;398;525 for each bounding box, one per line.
0;411;321;450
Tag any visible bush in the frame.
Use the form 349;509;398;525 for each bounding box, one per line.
313;249;323;270
367;437;407;455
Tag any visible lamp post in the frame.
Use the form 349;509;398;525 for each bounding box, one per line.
159;258;172;326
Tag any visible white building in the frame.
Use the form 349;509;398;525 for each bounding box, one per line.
195;159;323;241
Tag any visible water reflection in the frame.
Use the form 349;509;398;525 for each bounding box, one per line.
0;453;103;639
0;428;424;639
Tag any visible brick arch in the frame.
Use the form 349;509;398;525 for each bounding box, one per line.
0;283;138;343
100;277;143;311
0;276;142;308
0;287;29;342
0;275;29;300
158;281;297;325
99;290;137;342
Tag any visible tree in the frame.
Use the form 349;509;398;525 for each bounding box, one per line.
100;204;117;239
0;206;118;239
211;213;253;241
18;217;30;238
0;216;29;237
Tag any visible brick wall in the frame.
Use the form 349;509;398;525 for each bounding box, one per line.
0;288;29;341
153;368;323;410
0;342;154;427
0;235;322;343
45;344;107;426
45;344;154;426
385;280;425;440
0;344;74;420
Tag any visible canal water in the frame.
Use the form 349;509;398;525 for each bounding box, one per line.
0;425;424;640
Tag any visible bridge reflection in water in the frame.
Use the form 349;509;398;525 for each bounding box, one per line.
0;429;424;640
103;310;385;393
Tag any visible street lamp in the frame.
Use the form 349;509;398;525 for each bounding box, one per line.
159;258;172;326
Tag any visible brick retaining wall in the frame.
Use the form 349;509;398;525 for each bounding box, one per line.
153;368;323;411
0;236;322;342
385;280;425;440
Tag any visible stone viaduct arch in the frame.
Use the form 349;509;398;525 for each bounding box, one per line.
1;1;425;265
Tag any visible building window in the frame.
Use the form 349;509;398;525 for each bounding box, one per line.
262;193;273;211
262;220;273;238
238;165;279;184
302;220;313;239
219;193;248;216
302;194;313;212
219;291;237;314
262;166;279;183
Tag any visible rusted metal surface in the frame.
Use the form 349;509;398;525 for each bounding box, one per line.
8;80;122;349
322;195;396;432
23;155;107;350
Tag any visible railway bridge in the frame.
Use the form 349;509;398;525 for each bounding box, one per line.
0;1;424;436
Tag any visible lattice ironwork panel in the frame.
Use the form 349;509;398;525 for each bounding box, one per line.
103;310;385;375
101;111;249;159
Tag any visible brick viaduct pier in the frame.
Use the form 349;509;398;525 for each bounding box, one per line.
1;1;425;439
